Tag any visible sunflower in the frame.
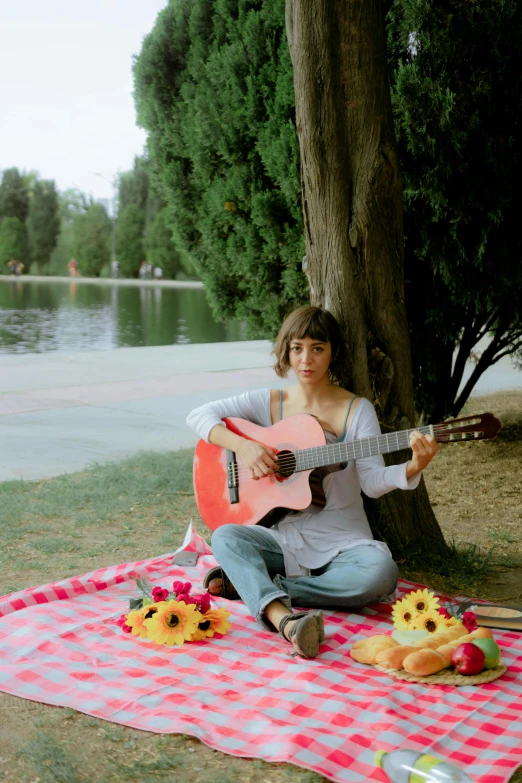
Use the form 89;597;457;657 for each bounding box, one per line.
125;604;159;638
407;588;440;614
413;609;445;634
391;596;416;629
144;600;202;646
192;608;232;641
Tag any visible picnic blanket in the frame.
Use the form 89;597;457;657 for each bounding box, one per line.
0;522;521;783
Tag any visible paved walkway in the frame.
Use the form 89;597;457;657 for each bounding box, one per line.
1;275;204;289
0;342;290;481
1;339;520;483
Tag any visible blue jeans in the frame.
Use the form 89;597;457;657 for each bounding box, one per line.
211;524;399;631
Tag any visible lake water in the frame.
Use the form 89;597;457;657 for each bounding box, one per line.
0;279;247;354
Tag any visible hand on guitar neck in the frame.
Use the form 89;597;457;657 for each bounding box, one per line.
209;422;277;480
405;431;440;479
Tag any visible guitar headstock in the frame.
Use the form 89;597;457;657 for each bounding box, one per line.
434;412;501;443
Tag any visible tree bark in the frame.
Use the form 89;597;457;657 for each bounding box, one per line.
286;0;445;552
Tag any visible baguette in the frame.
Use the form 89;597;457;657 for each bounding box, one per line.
403;647;454;676
375;644;419;670
350;635;398;664
350;625;491;671
411;625;467;649
403;627;493;676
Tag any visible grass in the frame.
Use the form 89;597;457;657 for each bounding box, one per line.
0;447;520;783
19;733;80;783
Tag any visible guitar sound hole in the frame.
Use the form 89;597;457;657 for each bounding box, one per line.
275;450;296;480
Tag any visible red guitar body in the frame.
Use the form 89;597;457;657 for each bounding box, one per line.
193;415;325;531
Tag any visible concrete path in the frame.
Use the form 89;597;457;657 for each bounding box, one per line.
0;342;291;482
1;275;203;289
1;339;520;483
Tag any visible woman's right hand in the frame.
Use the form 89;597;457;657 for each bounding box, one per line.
238;441;277;480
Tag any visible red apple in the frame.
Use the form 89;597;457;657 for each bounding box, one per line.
452;642;486;675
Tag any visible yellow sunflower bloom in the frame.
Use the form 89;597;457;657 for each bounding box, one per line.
407;588;440;614
126;604;159;638
413;609;445;634
192;608;232;641
391;597;417;629
144;600;202;646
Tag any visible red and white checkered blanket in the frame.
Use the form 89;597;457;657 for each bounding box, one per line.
0;523;521;783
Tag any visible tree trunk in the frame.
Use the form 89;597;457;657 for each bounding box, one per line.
286;0;445;552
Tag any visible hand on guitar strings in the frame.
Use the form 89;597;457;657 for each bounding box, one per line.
406;431;440;478
237;440;278;481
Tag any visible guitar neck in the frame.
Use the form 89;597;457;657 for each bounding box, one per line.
294;425;434;472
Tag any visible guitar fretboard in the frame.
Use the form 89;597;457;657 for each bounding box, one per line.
294;425;434;472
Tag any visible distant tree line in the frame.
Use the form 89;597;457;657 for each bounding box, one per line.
0;158;196;281
0;168;60;274
133;0;522;421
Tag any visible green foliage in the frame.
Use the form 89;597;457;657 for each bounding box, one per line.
73;203;111;277
27;179;60;272
144;206;184;278
59;187;90;222
0;216;29;269
134;0;522;411
116;203;145;277
49;189;90;275
0;167;29;222
118;156;149;212
387;0;522;419
133;0;306;337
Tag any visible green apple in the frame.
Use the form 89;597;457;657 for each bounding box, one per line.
472;638;501;669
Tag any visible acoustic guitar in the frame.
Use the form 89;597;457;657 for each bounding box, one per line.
193;412;501;531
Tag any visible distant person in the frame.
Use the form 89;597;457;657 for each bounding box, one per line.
154;266;163;280
139;260;147;280
146;261;153;279
7;259;17;275
67;259;79;277
15;261;24;277
111;259;120;279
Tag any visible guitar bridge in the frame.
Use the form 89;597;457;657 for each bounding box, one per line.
226;449;239;504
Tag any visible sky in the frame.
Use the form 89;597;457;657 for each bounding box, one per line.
1;0;169;201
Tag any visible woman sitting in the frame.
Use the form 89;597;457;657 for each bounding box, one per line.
186;306;438;658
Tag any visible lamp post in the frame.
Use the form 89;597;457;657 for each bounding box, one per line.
94;172;117;273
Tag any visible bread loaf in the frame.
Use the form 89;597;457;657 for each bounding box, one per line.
375;645;418;670
403;627;493;675
403;647;454;676
350;625;492;673
350;635;398;664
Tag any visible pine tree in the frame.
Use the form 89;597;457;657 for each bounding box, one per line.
388;0;522;420
133;0;305;334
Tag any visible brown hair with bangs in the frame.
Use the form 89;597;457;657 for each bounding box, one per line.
272;306;347;383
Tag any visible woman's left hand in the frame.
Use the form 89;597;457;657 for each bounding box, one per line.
406;431;440;479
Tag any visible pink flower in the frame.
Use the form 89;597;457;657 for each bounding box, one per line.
438;607;452;619
116;614;128;627
195;592;211;613
152;587;170;602
121;623;132;634
462;611;477;632
177;593;197;605
173;581;192;596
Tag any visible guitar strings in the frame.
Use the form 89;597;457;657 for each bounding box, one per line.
226;422;480;479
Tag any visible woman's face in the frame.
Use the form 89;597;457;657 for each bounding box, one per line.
288;335;332;383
